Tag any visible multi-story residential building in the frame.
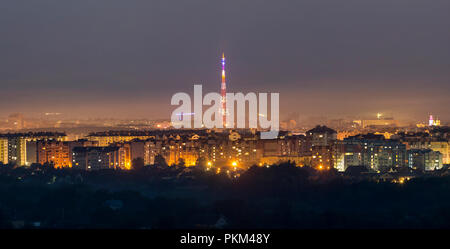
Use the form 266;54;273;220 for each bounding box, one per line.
408;149;443;171
7;113;24;130
0;132;67;166
25;139;97;167
116;130;314;169
117;143;131;169
407;149;442;171
116;130;262;168
25;141;37;165
0;137;8;164
353;118;399;128
259;134;311;167
306;125;337;169
87;130;207;147
312;145;333;170
336;134;407;172
407;141;450;165
37;141;71;168
143;140;161;165
68;139;99;163
72;146;122;170
333;140;363;172
157;139;201;166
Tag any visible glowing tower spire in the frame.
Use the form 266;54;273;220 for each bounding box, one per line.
221;53;227;127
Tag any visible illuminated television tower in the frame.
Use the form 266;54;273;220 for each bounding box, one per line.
221;53;227;126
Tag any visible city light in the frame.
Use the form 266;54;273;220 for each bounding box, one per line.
0;0;449;235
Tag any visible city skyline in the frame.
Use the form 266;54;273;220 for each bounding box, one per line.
1;1;449;122
2;0;450;236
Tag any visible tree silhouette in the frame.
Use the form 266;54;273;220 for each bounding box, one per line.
177;158;185;168
154;154;168;167
196;156;207;169
131;157;145;171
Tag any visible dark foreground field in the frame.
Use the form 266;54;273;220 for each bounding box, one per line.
1;163;450;229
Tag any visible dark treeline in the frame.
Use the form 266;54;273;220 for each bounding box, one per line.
0;162;450;229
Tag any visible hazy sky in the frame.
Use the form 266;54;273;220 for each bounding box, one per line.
1;0;449;122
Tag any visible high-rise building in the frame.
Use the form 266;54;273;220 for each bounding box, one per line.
72;146;122;171
333;140;363;172
408;141;449;164
306;125;337;169
336;134;407;172
7;136;27;166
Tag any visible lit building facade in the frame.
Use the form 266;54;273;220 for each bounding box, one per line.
37;141;71;168
407;149;442;171
337;134;407;172
0;132;67;166
7;137;27;166
87;131;155;146
72;147;123;171
0;138;8;164
407;141;450;165
306;125;337;169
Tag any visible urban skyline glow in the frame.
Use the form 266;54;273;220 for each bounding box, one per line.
0;1;448;123
1;0;450;236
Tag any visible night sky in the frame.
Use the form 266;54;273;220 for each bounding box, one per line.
1;0;449;122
